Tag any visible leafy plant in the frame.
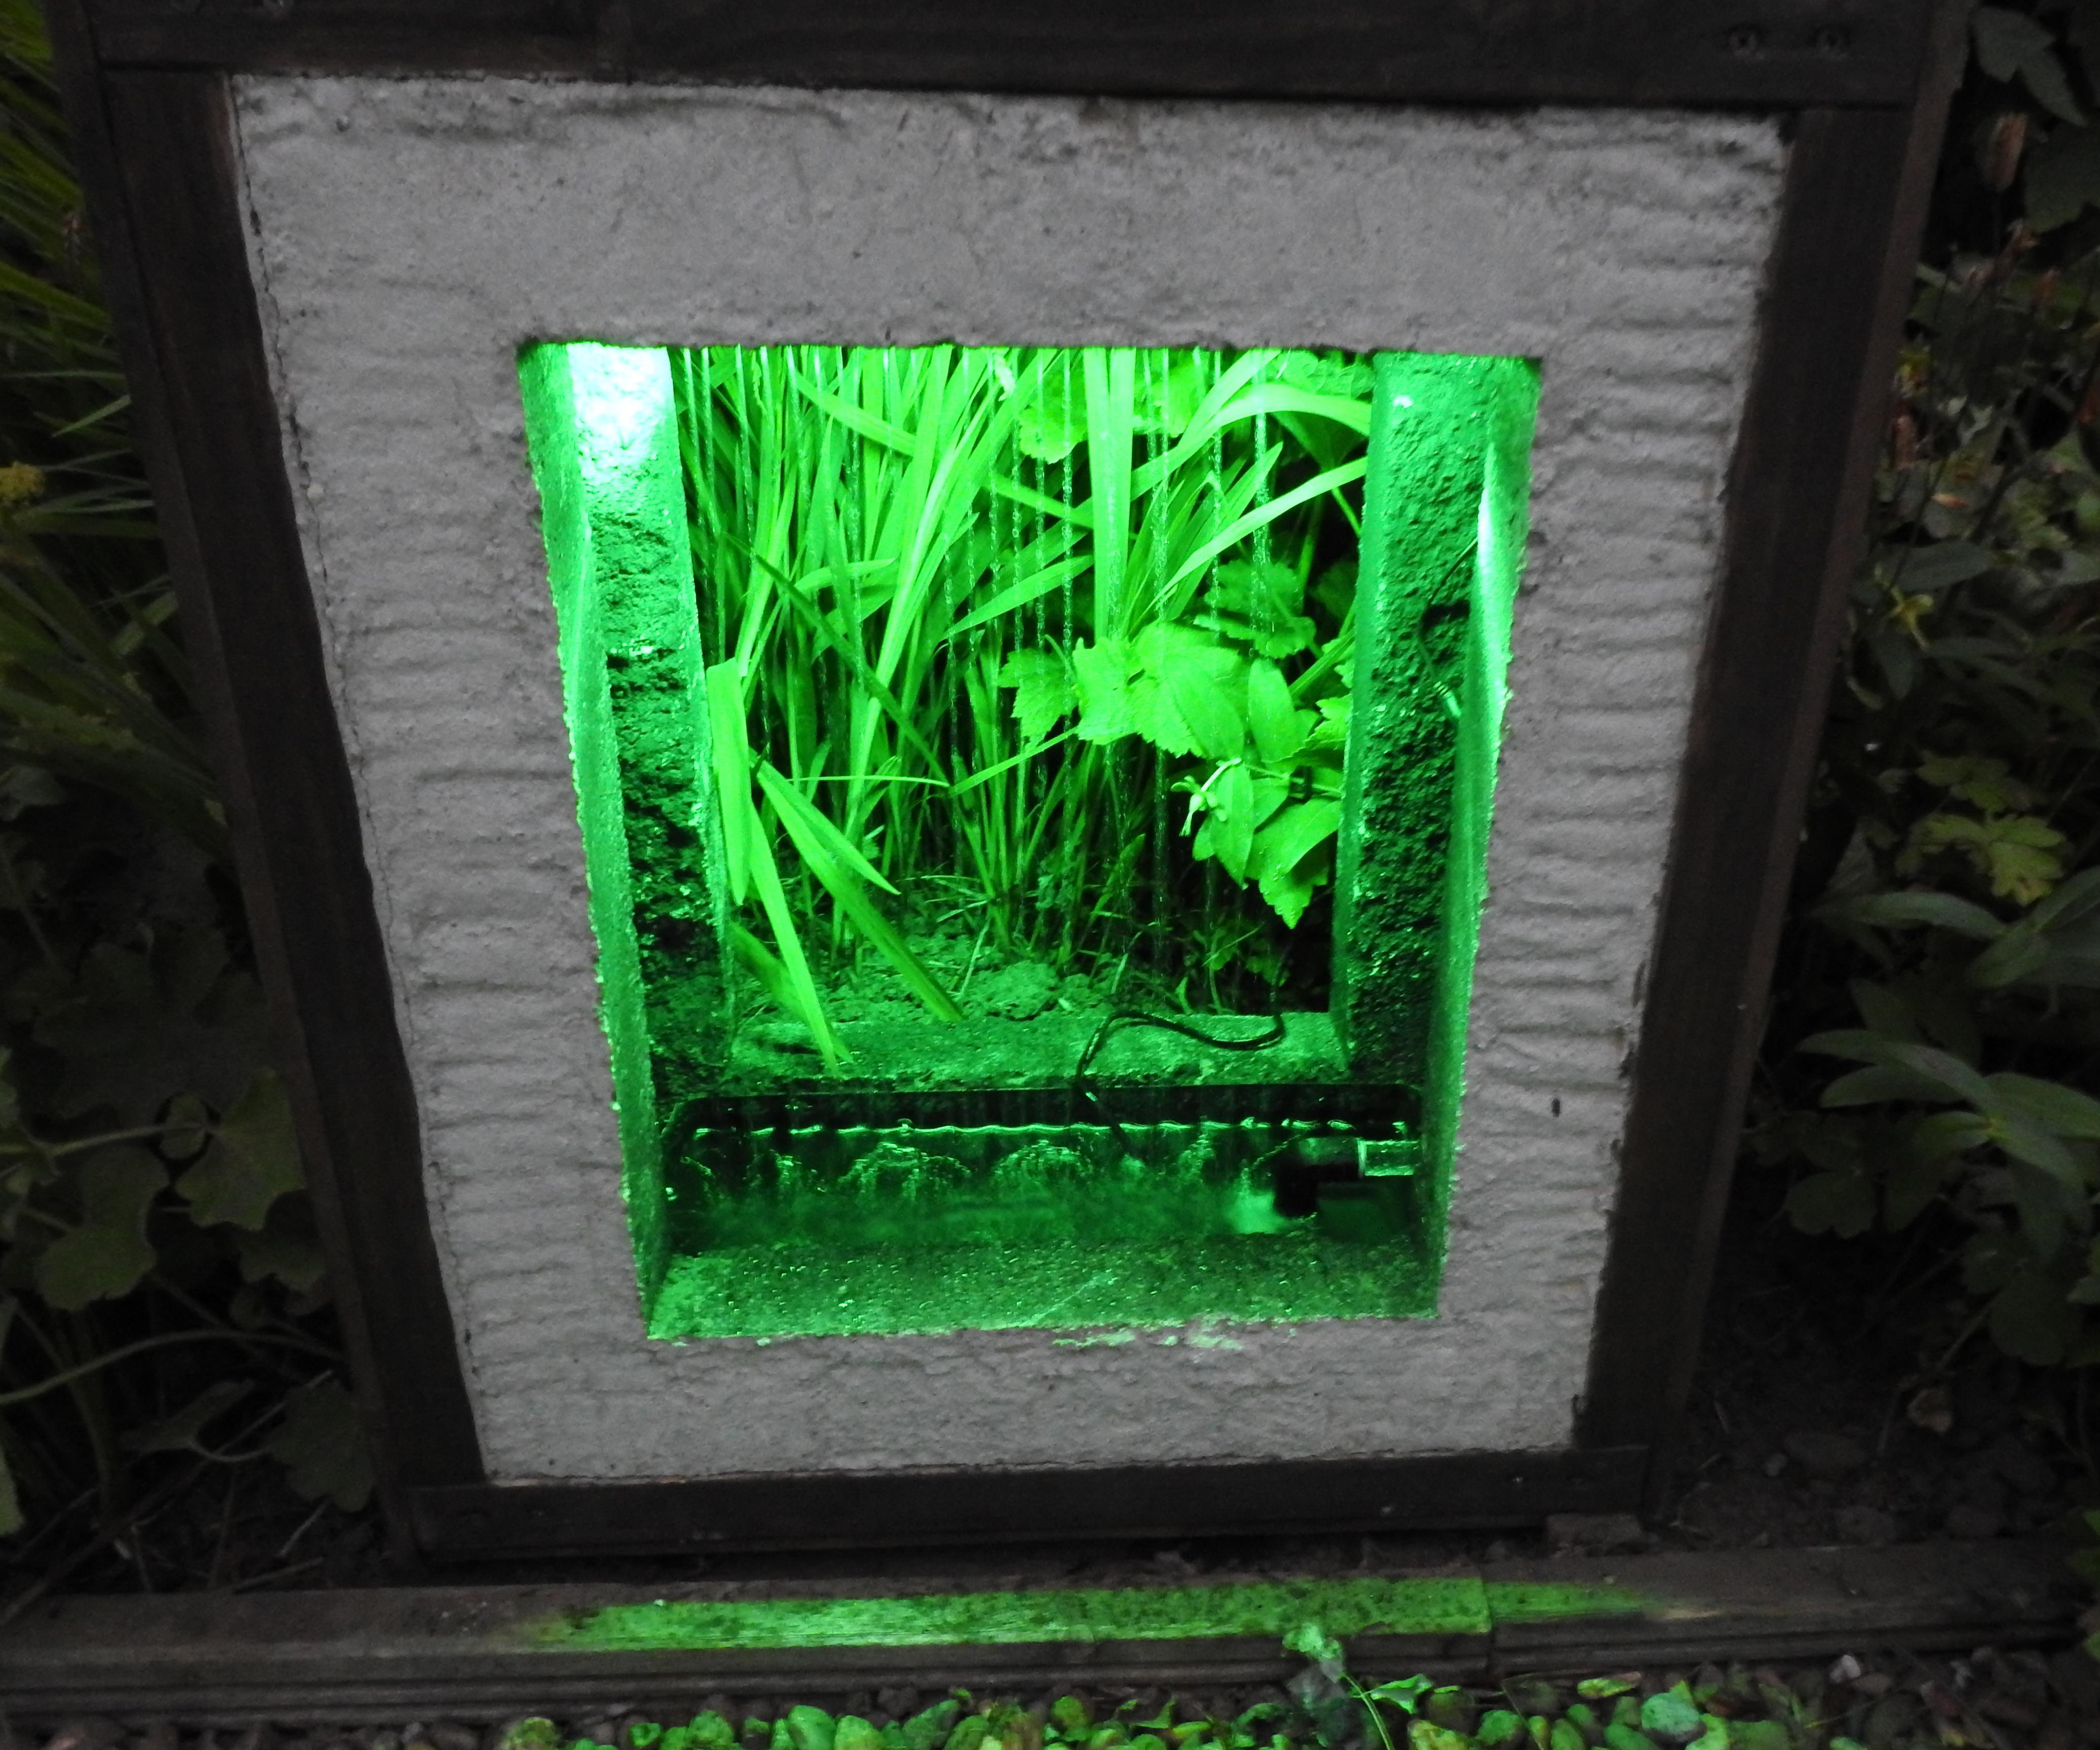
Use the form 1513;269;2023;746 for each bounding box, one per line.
1756;23;2100;1366
0;0;367;1572
677;343;1371;1047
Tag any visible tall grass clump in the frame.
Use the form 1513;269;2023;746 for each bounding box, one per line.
676;343;1373;1050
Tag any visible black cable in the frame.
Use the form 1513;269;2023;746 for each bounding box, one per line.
1074;1008;1288;1156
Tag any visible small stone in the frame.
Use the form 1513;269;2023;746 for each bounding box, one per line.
903;1708;958;1750
1853;1675;1893;1699
1603;1729;1658;1750
1762;1453;1788;1479
1640;1687;1703;1746
1829;1656;1864;1686
1907;1387;1956;1435
1783;1430;1869;1481
429;1729;479;1750
1479;1713;1525;1750
876;1698;921;1729
1546;1510;1645;1554
835;1721;883;1750
1834;1505;1898;1546
786;1712;836;1750
1563;1704;1603;1746
493;1725;560;1750
685;1720;734;1750
1946;1503;2004;1539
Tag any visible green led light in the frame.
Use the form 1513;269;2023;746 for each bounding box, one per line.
518;343;1537;1339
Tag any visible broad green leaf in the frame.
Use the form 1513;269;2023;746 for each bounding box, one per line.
35;1144;166;1308
1785;1170;1875;1237
1258;857;1325;929
1193;763;1257;883
1073;639;1141;743
235;1224;327;1293
1898;542;1995;593
1821;1064;1963;1107
1801;1027;1894;1064
1910;811;2067;905
1248;800;1343;884
1970;924;2052;988
1881;1039;1994;1107
999;647;1078;746
1134;624;1248;761
1911;1109;1993;1156
1973;8;2086;119
267;1378;375;1512
1820;890;2003;938
1917;752;2035;812
1992;1115;2084;1185
1984;1072;2100;1139
178;1069;302;1230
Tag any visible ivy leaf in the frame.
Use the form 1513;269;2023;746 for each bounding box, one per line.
997;648;1077;746
1786;1170;1876;1237
34;1146;167;1310
177;1069;302;1230
266;1377;374;1512
29;928;266;1124
1974;8;2086;122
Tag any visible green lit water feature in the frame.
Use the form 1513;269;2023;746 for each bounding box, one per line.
519;342;1537;1339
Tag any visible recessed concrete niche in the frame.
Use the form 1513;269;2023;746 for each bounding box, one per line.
234;78;1776;1479
55;0;1957;1555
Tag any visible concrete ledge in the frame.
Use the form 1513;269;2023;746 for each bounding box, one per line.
0;1540;2076;1726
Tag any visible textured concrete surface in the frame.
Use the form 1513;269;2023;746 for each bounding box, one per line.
232;77;1786;1480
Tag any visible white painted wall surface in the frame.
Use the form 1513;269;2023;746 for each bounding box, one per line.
231;76;1786;1481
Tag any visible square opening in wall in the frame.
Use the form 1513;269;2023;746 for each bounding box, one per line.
520;340;1538;1342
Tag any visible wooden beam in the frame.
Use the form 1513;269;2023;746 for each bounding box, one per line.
1579;2;1969;1485
84;0;1932;106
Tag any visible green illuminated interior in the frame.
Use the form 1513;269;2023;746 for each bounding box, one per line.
519;343;1536;1340
531;1573;1650;1653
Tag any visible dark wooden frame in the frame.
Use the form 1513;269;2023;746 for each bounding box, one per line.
46;0;1965;1561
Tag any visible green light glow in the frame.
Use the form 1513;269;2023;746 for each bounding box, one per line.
531;1574;1650;1654
518;343;1537;1340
